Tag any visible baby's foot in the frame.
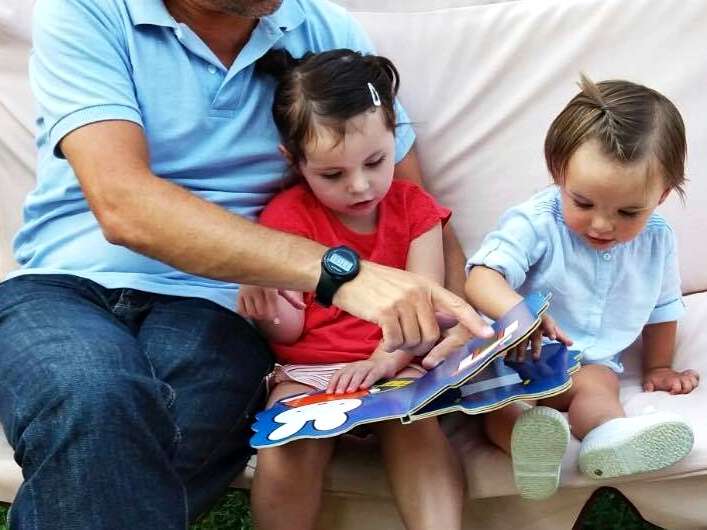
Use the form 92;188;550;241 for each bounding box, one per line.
578;412;694;479
511;406;570;500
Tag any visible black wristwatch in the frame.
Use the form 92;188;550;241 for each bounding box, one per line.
315;246;361;307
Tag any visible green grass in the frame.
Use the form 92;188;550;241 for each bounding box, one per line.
0;487;663;529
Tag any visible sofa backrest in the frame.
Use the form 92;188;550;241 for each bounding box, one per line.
1;0;706;295
344;0;707;295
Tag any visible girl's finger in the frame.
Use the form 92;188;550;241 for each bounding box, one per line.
347;370;367;392
278;289;306;310
361;369;381;389
336;371;354;394
326;373;340;394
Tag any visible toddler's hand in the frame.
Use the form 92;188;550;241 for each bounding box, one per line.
643;367;700;394
507;314;573;362
327;359;398;395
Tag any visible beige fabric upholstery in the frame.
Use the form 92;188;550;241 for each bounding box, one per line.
0;40;33;277
334;0;523;12
1;1;707;529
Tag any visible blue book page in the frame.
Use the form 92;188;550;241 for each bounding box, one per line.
411;343;581;419
407;292;548;414
250;293;552;448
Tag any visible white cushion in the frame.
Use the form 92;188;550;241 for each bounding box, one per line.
352;0;707;295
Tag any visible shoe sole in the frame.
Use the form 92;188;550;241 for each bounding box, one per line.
511;406;570;500
579;420;694;479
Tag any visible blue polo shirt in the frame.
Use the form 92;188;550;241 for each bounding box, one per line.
467;186;685;373
10;0;415;310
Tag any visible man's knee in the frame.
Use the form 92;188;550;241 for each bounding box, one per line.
7;369;174;452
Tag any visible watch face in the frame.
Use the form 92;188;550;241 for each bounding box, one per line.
325;247;360;278
329;252;354;273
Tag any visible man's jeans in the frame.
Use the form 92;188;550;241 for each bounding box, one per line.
0;274;273;529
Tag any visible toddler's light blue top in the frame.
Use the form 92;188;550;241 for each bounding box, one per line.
10;0;415;310
468;186;685;372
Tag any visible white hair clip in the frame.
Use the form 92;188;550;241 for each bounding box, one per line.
367;82;382;107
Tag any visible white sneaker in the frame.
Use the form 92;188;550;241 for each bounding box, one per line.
511;406;570;500
578;412;694;479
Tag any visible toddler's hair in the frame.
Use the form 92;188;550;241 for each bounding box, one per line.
545;74;686;198
256;48;400;166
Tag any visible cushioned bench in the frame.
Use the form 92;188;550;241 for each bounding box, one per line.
2;1;707;528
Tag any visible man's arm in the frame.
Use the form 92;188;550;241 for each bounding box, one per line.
393;148;467;297
62;120;493;354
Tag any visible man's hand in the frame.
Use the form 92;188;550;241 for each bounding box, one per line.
423;323;473;369
326;358;400;395
335;261;494;357
643;367;700;394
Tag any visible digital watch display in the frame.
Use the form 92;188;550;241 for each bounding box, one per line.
315;246;361;306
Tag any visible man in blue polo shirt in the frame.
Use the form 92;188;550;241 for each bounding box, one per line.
0;0;491;528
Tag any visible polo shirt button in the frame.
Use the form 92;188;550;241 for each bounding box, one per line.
602;252;612;261
208;65;217;74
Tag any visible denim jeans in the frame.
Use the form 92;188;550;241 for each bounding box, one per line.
0;274;273;529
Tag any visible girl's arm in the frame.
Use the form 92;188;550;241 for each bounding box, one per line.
405;222;445;285
238;286;305;344
642;321;699;394
395;149;466;297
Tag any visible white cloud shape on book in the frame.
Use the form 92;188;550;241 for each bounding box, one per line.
268;399;363;441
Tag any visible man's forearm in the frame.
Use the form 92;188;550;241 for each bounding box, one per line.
104;172;324;290
63;121;324;291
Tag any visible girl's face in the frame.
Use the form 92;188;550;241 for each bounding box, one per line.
296;108;396;232
561;139;670;250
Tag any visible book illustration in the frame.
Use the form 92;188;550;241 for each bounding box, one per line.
251;293;579;448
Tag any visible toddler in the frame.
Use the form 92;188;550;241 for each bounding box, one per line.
465;75;699;500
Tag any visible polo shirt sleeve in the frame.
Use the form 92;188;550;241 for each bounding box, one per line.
31;0;142;159
647;227;686;324
466;205;547;290
343;14;415;164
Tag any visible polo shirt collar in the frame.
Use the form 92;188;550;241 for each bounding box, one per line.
264;0;305;32
126;1;177;28
125;0;304;32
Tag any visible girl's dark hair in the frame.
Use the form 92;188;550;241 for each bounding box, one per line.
256;48;400;166
545;74;687;198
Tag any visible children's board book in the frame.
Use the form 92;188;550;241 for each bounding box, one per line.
251;293;581;448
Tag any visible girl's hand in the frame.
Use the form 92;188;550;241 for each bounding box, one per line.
327;358;399;395
237;285;306;322
507;314;572;362
643;367;700;394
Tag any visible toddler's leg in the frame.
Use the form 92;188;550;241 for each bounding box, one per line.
542;364;624;439
509;406;569;500
373;417;465;530
251;382;336;530
544;364;694;479
483;401;569;500
483;401;528;454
